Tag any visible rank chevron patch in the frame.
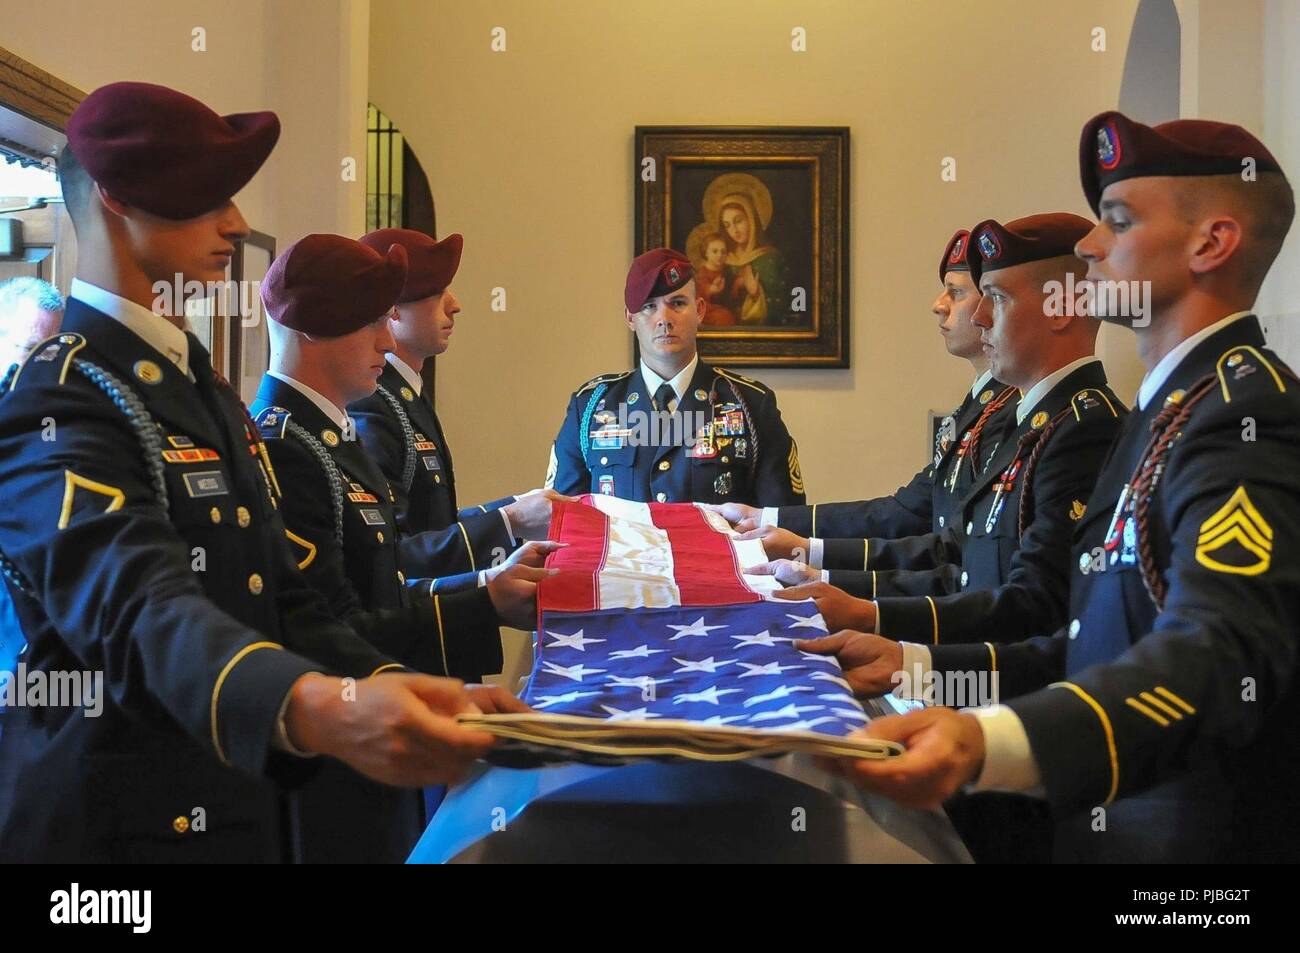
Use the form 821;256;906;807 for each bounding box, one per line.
1195;485;1273;576
59;470;126;530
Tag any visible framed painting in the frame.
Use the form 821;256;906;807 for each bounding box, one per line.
634;126;850;368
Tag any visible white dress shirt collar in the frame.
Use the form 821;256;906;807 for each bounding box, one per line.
1016;356;1100;425
639;354;700;410
969;368;994;400
386;352;423;396
1136;311;1253;410
267;370;349;430
70;278;191;378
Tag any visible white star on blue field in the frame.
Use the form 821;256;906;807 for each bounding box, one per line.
523;601;869;737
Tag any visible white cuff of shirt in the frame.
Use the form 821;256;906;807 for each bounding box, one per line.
761;506;779;528
274;678;319;758
819;569;830;583
872;601;882;634
807;537;824;569
894;642;932;701
477;570;489;588
499;508;515;540
964;704;1043;794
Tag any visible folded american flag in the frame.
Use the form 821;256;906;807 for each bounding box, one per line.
463;496;901;765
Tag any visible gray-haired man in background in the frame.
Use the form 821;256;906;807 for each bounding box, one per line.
0;277;64;372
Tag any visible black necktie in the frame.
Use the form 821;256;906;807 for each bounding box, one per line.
653;383;676;414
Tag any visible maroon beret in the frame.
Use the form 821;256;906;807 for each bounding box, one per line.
967;213;1094;285
66;81;279;221
1080;110;1284;214
359;229;462;303
625;248;694;312
261;234;408;337
939;228;971;282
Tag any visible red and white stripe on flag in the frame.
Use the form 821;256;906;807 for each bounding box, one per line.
540;495;779;612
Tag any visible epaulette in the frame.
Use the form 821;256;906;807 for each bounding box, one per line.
254;405;293;440
575;370;632;397
1070;387;1121;421
6;333;87;391
715;367;769;395
1214;344;1290;404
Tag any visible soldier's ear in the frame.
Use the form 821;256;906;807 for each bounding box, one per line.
625;310;637;332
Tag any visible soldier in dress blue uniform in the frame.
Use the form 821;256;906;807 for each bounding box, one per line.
813;112;1300;863
546;248;806;506
769;215;1124;630
711;228;1017;596
250;233;542;862
0;82;505;863
349;228;568;589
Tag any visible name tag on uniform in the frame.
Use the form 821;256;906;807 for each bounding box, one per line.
360;508;386;525
182;470;229;498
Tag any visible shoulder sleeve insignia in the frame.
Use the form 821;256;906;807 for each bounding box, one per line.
1071;387;1120;420
1195;485;1273;576
59;469;126;530
254;406;292;440
788;440;804;495
1216;345;1287;403
9;333;87;391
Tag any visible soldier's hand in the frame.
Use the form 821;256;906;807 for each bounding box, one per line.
504;488;576;540
734;525;809;560
283;673;495;787
702;502;762;529
465;683;532;714
745;558;819;586
487;562;557;629
793;629;900;696
774;581;876;632
485;540;566;582
818;708;986;811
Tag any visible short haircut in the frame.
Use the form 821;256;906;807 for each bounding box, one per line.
1173;172;1295;294
55;143;94;226
0;276;63;316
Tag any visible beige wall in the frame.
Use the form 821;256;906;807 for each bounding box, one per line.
370;0;1146;507
0;0;369;253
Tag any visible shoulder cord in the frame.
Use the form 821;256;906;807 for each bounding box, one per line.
1132;365;1300;609
73;359;170;510
284;420;346;547
715;376;759;475
211;374;282;504
0;359;167;598
965;385;1019;480
578;383;608;458
1129;375;1222;610
374;384;418;492
1013;406;1076;537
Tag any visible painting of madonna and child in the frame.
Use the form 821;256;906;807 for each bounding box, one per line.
636;127;850;367
675;169;812;330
